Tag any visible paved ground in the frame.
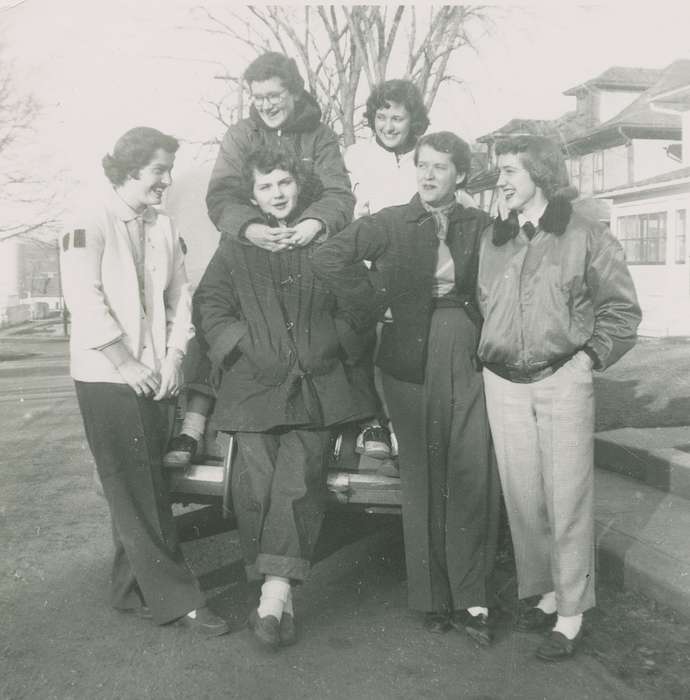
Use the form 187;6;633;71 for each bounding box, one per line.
1;327;689;698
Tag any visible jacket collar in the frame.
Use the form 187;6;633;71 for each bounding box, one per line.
404;193;479;225
492;196;573;246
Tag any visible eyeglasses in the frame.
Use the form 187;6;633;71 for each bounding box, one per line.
250;89;289;106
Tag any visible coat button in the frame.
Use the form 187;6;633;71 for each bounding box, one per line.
286;321;294;331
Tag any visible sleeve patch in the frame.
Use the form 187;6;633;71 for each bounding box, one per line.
73;229;86;248
178;236;187;255
62;233;70;251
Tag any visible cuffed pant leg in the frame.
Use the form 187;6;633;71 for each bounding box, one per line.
232;433;279;582
258;429;331;582
534;358;596;615
483;369;554;600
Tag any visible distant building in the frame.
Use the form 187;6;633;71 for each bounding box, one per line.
468;60;690;337
595;69;690;336
0;236;61;327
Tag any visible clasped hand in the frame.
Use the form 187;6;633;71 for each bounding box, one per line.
244;219;322;252
118;352;183;401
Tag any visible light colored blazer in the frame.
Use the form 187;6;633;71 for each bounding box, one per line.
60;188;193;383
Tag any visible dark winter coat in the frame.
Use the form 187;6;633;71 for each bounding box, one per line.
193;219;378;432
311;194;491;385
206;92;354;240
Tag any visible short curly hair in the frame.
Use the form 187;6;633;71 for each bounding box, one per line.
244;52;305;95
363;79;430;141
414;131;471;185
494;135;573;200
241;145;305;196
102;127;178;186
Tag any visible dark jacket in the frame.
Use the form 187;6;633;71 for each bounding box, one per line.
193;216;377;432
206;92;354;240
311;195;491;384
477;199;641;372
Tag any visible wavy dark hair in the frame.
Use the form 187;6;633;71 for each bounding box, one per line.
364;79;430;141
494;135;576;200
102;127;179;186
414;131;471;186
244;52;305;95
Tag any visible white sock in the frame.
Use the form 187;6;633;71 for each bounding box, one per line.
180;412;206;442
283;587;294;617
536;591;557;614
257;576;290;621
466;606;488;617
553;613;582;640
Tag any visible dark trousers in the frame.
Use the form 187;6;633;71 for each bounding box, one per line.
382;308;500;613
75;381;205;624
232;429;332;583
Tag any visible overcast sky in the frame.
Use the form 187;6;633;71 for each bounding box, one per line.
3;0;690;271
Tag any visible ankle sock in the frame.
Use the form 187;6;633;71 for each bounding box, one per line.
536;591;557;615
257;576;290;621
180;412;206;442
283;588;294;617
466;606;488;617
553;613;582;640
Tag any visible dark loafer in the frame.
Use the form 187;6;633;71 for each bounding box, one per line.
514;607;557;633
117;604;153;620
248;609;281;649
424;612;452;634
536;629;583;661
451;610;493;647
177;606;230;637
279;612;297;647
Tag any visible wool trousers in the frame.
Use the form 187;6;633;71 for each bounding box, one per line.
232;428;332;583
482;352;596;616
75;381;205;625
383;308;499;613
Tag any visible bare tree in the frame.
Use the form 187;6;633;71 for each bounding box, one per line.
0;46;58;242
193;4;492;146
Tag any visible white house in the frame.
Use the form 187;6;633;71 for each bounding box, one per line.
469;61;690;336
596;72;690;336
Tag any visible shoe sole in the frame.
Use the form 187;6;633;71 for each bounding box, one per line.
355;444;392;460
162;451;192;468
176;618;230;637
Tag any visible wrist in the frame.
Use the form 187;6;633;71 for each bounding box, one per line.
167;348;185;365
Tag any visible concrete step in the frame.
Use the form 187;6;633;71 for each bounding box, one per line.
595;426;690;500
595;468;690;619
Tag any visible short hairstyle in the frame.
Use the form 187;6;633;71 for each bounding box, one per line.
241;145;305;196
102;127;179;186
244;52;305;95
494;135;572;200
414;131;472;185
364;79;430;140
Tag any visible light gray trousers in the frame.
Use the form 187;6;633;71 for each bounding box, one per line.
483;351;596;616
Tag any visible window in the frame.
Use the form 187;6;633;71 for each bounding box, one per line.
593;151;604;192
617;212;667;264
676;209;687;264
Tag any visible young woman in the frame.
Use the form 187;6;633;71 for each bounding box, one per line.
313;132;500;646
61;127;228;636
194;145;377;650
478;135;641;660
165;51;355;468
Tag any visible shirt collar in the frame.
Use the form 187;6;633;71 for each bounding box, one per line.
108;187;158;224
517;202;547;229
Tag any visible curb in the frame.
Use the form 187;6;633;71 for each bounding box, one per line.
594;469;690;619
595;427;690;500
